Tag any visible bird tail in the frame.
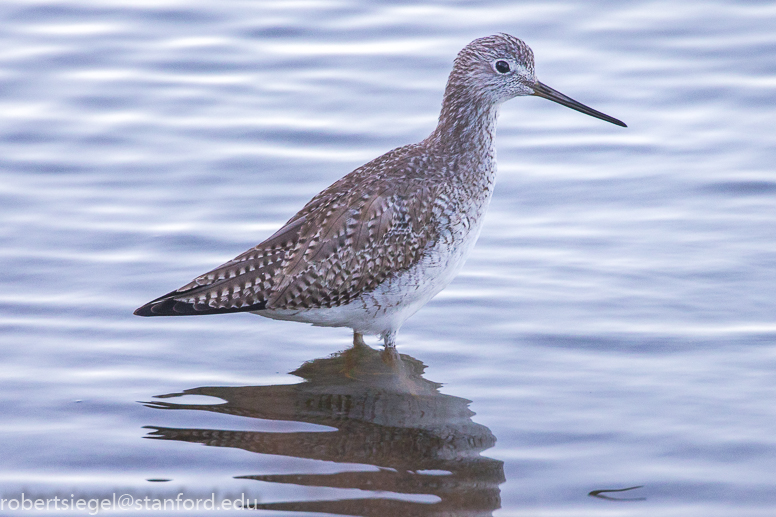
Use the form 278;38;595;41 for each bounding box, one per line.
134;290;267;317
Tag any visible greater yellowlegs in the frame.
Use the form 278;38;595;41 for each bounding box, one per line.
135;33;625;348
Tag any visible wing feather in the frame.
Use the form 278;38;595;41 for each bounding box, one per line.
135;144;441;317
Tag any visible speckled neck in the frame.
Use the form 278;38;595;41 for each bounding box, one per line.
429;73;500;162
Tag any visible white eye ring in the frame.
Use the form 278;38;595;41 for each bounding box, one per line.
495;60;511;74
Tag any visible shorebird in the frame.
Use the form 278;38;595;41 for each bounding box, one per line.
135;33;625;348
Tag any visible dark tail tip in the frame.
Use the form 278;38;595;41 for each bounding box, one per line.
134;295;268;317
134;297;181;317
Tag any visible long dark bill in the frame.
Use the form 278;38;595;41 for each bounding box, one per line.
532;81;626;127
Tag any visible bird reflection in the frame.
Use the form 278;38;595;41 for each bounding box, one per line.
143;342;504;516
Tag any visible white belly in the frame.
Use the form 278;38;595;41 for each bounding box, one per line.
254;198;491;338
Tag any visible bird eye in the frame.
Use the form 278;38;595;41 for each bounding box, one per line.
495;60;511;74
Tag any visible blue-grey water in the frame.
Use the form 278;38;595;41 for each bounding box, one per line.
1;1;775;515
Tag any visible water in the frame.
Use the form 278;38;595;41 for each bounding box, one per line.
1;0;775;515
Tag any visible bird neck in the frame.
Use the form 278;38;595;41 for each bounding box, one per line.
430;84;500;159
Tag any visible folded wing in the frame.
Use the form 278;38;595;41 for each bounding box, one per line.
134;167;439;317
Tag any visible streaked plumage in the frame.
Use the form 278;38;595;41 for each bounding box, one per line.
135;34;625;347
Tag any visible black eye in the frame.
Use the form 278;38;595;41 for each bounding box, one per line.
495;60;511;74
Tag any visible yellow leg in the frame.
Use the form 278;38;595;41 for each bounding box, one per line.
353;331;367;347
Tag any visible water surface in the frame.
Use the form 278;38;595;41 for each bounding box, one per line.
1;0;775;515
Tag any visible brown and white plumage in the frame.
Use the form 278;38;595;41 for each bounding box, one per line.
137;144;443;314
135;34;625;347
